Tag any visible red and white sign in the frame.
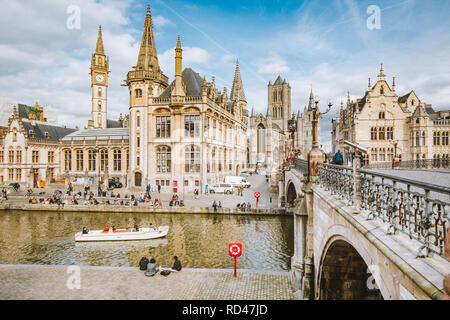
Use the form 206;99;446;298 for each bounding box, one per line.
254;192;261;198
228;242;242;277
228;242;242;257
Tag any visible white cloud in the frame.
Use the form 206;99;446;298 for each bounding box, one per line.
159;46;212;80
257;55;290;75
153;16;174;28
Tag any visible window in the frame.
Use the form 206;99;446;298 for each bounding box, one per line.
135;89;142;104
156;146;171;173
88;150;96;171
371;148;377;162
48;168;54;180
443;132;449;146
137;136;140;148
15;150;22;163
8;150;14;163
97;100;102;111
0;150;3;163
64;150;72;171
76;150;83;171
113;149;121;172
136;111;140;128
185;145;200;172
12;128;17;142
156;116;171;138
15;169;21;181
379;148;386;162
100;149;108;171
387;127;393;140
185;115;200;137
8;169;14;181
421;131;426;146
137;156;140;167
387;148;393;162
435;132;441;146
378;127;385;140
98;87;102;97
184;180;189;187
371;128;377;140
416;132;420;146
379;112;385;119
48;151;55;163
32;151;39;163
380;85;384;95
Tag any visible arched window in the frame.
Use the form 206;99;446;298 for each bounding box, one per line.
76;150;83;171
98;87;102;97
64;150;72;171
88;150;96;171
97;100;102;111
12;128;17;142
100;149;108;171
379;112;385;119
257;123;266;154
380;85;384;95
185;145;200;173
113;149;121;172
421;131;426;146
156;146;171;173
416;131;420;146
135;89;143;104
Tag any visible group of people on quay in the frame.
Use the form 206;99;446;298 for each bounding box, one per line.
139;255;182;277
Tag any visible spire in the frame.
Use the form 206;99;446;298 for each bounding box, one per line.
392;77;396;91
251;106;255;117
95;25;104;54
136;4;159;72
230;59;246;102
172;35;185;97
307;84;314;111
368;77;371;90
378;63;386;80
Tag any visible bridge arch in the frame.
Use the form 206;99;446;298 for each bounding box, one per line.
286;181;297;207
317;233;389;300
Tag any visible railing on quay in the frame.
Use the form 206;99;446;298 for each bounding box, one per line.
315;163;449;258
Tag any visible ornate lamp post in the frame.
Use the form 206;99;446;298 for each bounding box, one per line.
307;97;332;182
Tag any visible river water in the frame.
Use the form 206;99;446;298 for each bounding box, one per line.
0;211;294;271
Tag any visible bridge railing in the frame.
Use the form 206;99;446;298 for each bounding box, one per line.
364;157;450;170
317;163;449;257
318;163;354;205
294;158;308;174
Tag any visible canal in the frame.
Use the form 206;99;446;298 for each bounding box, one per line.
0;211;294;271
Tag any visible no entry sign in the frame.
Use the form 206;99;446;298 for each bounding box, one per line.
228;242;242;277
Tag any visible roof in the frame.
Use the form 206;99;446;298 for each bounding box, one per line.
398;92;411;103
21;120;77;140
160;68;203;97
273;75;284;85
61;127;129;141
107;119;122;128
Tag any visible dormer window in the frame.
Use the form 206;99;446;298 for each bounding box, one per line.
379;112;385;119
28;129;35;137
44;132;50;139
380;85;384;95
411;100;415;106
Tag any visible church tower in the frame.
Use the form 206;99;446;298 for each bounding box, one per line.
124;5;168;187
89;25;109;129
268;75;291;133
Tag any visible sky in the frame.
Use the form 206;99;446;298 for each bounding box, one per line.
0;0;449;151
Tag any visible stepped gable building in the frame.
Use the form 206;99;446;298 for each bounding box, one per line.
0;104;76;185
249;77;316;177
331;64;450;165
124;6;248;191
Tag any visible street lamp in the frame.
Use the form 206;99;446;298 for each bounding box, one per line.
389;139;399;169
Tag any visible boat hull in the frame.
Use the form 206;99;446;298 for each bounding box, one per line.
74;226;169;242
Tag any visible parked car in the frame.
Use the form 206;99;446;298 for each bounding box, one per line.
225;176;251;188
108;179;123;189
209;183;234;194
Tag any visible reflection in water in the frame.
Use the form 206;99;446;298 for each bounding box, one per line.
0;211;293;271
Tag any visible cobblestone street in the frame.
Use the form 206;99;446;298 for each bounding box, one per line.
0;265;292;300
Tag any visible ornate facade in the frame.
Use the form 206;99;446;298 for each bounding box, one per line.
125;6;248;191
331;65;450;164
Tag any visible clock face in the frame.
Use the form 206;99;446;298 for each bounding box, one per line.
96;74;104;82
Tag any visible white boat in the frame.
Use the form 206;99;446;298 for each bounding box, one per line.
74;226;169;242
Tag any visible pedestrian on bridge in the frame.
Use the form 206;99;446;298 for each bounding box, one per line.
333;150;344;165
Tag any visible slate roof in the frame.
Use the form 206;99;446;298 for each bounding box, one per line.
274;75;284;85
107;119;122;128
160;68;204;97
21;120;77;141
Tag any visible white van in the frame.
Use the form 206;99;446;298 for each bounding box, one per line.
209;183;234;194
225;176;251;188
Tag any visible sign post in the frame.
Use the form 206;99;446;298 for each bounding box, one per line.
228;242;242;277
254;192;261;208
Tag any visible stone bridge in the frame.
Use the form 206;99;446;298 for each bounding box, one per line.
282;159;450;300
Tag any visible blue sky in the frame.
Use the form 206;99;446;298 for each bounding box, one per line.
0;0;449;150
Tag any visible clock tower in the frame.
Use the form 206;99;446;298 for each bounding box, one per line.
89;25;109;129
